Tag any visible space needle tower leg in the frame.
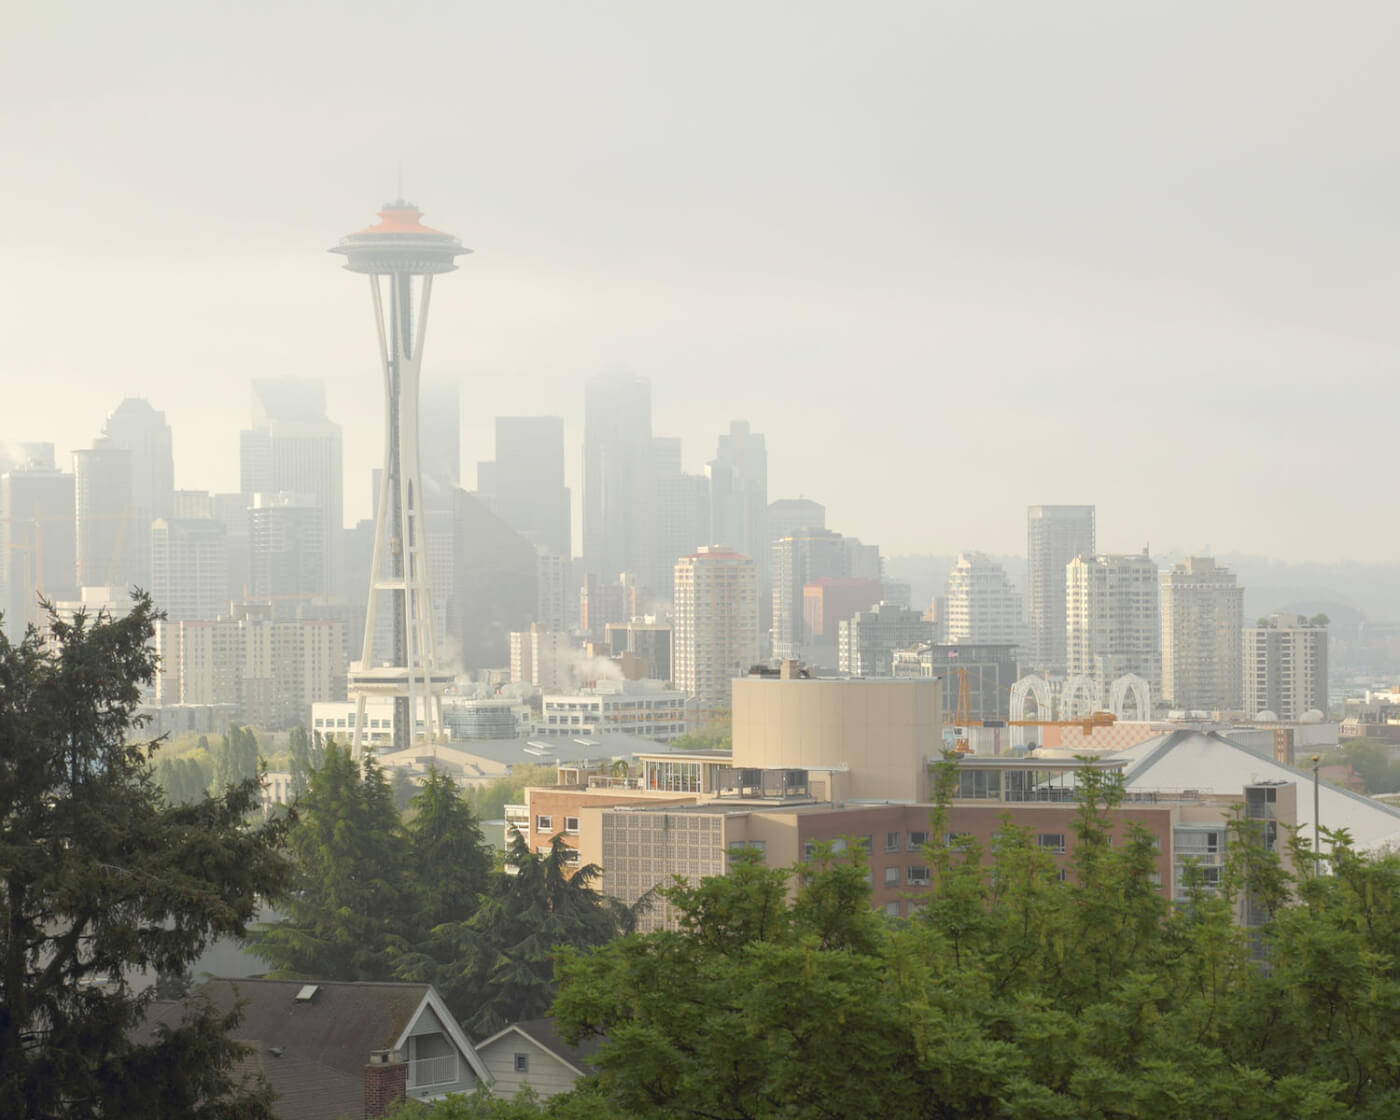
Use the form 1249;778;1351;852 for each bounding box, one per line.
333;201;469;760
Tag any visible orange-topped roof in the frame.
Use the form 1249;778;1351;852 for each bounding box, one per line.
354;201;445;236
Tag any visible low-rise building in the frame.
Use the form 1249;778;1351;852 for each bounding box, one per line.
538;679;687;742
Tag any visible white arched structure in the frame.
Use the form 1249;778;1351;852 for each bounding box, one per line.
1010;675;1055;747
1108;674;1152;720
1061;675;1101;720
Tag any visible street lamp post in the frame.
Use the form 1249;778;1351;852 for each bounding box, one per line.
1311;754;1321;866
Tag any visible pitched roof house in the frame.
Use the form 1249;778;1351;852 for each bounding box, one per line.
474;1018;602;1100
142;978;490;1119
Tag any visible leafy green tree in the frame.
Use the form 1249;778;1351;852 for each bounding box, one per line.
550;757;1365;1119
212;724;260;792
248;744;408;980
416;835;627;1037
154;754;214;805
288;724;322;797
0;597;290;1118
384;1085;613;1118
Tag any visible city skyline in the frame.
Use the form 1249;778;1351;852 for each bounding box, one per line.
6;3;1400;563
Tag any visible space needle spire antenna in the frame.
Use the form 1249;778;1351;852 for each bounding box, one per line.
332;200;469;756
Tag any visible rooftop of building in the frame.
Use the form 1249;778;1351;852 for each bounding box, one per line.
1110;729;1400;851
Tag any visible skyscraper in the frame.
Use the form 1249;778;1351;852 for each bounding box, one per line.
708;420;767;568
420;380;461;490
767;498;825;548
654;464;710;603
1160;557;1244;712
480;416;570;557
331;200;468;751
1066;552;1160;704
583;372;652;583
0;447;76;640
74;440;134;590
100;398;174;590
1027;505;1095;672
240;378;342;598
672;547;759;712
247;493;323;612
770;528;847;661
945;553;1026;650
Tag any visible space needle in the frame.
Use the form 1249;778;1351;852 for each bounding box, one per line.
332;200;468;756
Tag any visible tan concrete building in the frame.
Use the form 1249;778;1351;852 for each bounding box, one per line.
730;674;942;803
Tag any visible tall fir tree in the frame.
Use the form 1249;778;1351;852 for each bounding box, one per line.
0;597;290;1118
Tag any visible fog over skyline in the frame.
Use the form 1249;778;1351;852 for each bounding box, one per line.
5;2;1398;562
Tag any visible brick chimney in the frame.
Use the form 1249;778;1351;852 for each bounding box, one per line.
364;1049;407;1118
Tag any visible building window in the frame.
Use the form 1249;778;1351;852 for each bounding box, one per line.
883;866;899;886
1037;833;1067;854
563;848;581;866
885;831;900;852
907;866;930;886
945;832;972;849
956;770;1001;800
884;901;901;917
536;815;552;834
564;816;580;834
514;1053;529;1073
908;831;929;850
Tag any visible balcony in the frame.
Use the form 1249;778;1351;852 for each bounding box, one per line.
408;1053;458;1089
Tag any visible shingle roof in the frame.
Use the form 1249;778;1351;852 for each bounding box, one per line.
141;979;432;1120
477;1017;604;1076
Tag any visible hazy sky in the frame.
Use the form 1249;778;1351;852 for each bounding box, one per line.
5;2;1398;561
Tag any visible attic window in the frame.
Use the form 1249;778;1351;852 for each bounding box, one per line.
295;985;319;1002
514;1053;529;1073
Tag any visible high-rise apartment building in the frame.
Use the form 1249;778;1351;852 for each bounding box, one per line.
478;416;571;558
535;550;569;633
1160;557;1244;712
802;578;882;669
708;421;767;572
838;602;934;676
1066;552;1160;703
247;492;324;611
150;518;229;622
240;378;342;598
944;553;1026;650
1243;613;1329;720
771;528;847;661
100;398;174;590
155;608;346;728
672;547;759;712
0;448;76;640
74;440;134;590
509;624;576;691
583;372;652;583
1027;505;1095;672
